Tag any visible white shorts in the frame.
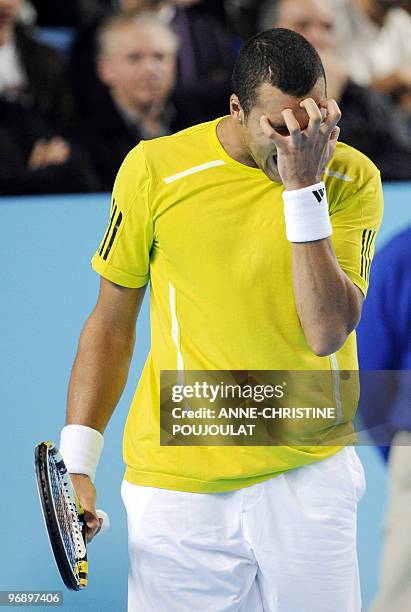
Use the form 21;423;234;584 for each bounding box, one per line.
121;446;366;612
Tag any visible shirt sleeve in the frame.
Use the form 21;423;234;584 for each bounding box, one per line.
329;171;384;297
91;142;153;288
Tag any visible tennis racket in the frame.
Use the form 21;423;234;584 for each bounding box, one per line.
34;441;109;591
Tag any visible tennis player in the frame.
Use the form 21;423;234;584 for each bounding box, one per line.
60;28;383;611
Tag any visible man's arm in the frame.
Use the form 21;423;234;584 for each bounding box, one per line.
260;97;371;356
66;277;146;540
291;239;364;356
66;278;146;431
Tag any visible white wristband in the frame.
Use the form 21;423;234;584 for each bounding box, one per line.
59;424;104;482
282;181;332;243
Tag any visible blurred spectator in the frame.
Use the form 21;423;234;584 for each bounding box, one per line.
225;0;263;39
0;0;73;130
69;1;164;117
168;0;235;98
32;0;227;27
332;0;411;113
356;227;411;612
262;0;411;180
31;0;106;27
17;0;36;25
0;99;98;194
69;0;236;121
76;13;195;191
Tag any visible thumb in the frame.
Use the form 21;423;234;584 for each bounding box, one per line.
83;508;101;542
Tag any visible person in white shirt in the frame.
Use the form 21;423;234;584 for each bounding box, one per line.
0;0;73;129
333;0;411;110
0;0;26;97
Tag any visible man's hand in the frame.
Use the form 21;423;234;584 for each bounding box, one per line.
70;473;102;543
260;98;341;190
395;65;411;89
371;65;411;97
28;137;71;171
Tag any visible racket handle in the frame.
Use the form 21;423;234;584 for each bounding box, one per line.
96;509;110;534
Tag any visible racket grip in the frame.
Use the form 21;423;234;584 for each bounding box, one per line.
96;509;110;534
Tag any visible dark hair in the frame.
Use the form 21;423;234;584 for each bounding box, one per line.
231;28;326;116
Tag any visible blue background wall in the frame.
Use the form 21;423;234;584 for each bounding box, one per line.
1;184;411;611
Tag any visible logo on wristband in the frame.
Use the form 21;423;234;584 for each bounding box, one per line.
312;188;325;203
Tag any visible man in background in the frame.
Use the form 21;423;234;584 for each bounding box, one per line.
262;0;411;180
77;13;192;191
69;0;236;122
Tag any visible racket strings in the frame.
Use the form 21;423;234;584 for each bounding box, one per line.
49;457;84;571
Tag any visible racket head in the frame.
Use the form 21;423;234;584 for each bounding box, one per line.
34;441;88;591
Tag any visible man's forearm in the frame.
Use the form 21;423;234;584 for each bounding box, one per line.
66;311;135;433
292;238;362;356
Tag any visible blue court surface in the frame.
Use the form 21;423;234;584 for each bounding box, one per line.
2;183;411;611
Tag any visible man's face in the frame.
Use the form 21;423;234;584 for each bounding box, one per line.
233;79;327;183
276;0;336;52
99;22;176;109
0;0;20;26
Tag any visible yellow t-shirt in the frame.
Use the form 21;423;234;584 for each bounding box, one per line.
92;116;384;493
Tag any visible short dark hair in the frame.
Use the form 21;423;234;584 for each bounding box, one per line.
231;28;326;116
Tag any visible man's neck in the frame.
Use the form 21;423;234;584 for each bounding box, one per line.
112;92;165;126
216;116;258;168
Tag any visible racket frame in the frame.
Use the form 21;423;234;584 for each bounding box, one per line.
35;441;88;591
